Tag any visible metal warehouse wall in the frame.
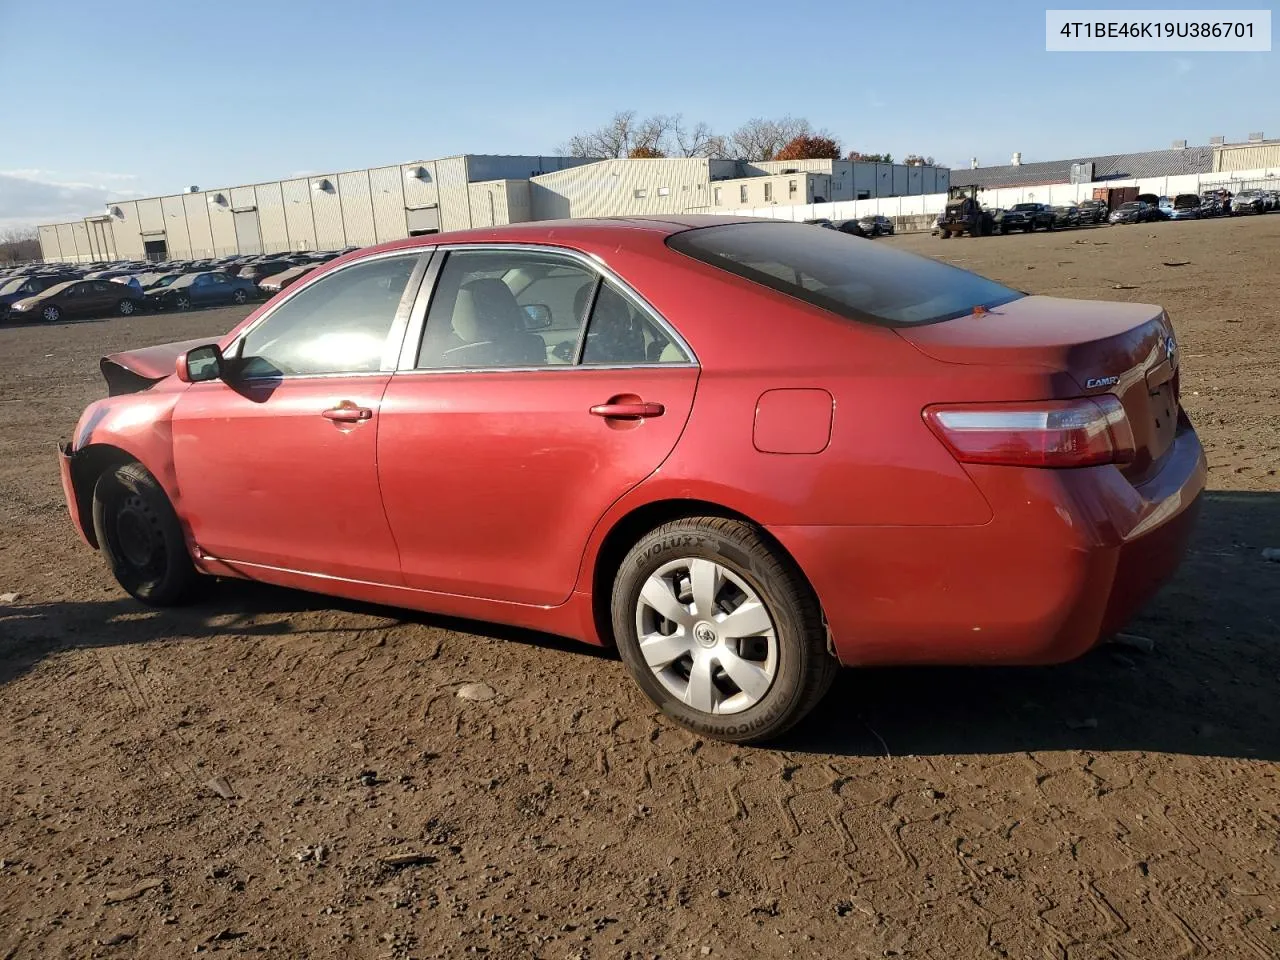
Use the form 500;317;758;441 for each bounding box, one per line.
161;196;191;258
281;179;317;250
1215;142;1280;171
255;183;288;252
37;225;60;261
370;166;408;242
338;172;377;247
530;158;715;218
466;155;591;182
437;158;472;232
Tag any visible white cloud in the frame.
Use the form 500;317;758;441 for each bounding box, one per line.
0;169;146;231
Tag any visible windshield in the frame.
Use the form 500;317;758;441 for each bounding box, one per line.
1011;203;1039;211
667;222;1023;327
0;277;30;295
1119;203;1139;210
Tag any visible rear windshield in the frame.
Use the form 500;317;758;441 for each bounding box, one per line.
666;221;1022;327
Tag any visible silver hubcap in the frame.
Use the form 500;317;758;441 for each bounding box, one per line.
43;307;58;322
120;301;133;314
635;558;778;715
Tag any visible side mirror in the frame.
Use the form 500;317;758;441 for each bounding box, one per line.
177;344;224;383
522;303;553;330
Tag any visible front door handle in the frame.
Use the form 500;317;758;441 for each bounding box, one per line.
322;404;373;423
589;401;665;419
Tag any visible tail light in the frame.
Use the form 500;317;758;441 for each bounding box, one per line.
923;396;1135;468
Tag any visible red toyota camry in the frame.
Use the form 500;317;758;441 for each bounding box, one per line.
58;216;1205;743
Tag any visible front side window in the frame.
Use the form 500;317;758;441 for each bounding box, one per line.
237;254;418;378
668;221;1022;327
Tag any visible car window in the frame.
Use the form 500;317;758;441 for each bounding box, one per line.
237;254;418;378
211;274;228;284
582;280;688;365
416;250;596;369
668;221;1022;327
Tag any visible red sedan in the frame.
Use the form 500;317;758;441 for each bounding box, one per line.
58;217;1205;743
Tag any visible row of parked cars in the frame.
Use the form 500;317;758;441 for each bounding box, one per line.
986;189;1280;234
0;248;356;323
804;214;896;237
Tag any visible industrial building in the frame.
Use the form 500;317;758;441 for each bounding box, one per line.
37;153;951;263
951;135;1278;190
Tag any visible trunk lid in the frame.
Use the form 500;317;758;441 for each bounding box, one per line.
899;295;1180;481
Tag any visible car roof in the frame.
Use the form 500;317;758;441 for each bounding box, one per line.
348;215;759;261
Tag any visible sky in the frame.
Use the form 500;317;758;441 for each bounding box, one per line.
0;0;1275;229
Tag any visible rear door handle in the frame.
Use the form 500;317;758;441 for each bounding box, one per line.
322;404;373;423
589;401;665;419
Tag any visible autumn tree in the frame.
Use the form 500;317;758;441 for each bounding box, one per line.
774;134;841;161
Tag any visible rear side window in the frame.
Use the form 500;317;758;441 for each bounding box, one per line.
667;222;1022;326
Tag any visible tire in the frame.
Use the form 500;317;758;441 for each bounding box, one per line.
174;294;192;311
41;304;62;323
232;288;249;305
611;517;837;744
117;299;136;316
92;461;199;606
940;230;951;240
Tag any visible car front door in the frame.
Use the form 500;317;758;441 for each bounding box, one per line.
376;247;700;606
171;251;427;582
59;282;91;317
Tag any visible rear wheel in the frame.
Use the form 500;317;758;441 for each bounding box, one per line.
232;288;249;305
611;517;837;744
92;461;199;606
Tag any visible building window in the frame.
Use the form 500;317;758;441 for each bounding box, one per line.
764;183;773;202
739;185;748;204
633;188;647;199
714;187;722;206
657;186;670;197
788;180;797;197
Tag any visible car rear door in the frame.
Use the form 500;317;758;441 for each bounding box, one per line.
377;246;699;606
171;251;427;582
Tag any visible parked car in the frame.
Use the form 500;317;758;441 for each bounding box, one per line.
1167;194;1202;220
803;218;836;230
1051;206;1081;228
1076;199;1109;224
57;217;1204;744
858;214;895;237
136;272;182;291
834;219;867;237
258;263;320;294
1233;190;1269;214
1109;201;1157;225
237;260;295;283
1199;194;1224;217
996;203;1055;233
146;271;259;311
0;273;78;317
8;278;144;322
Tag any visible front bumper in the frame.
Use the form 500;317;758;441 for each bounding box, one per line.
58;442;93;547
770;423;1207;668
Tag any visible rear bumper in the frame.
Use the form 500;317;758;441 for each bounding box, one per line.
770;424;1206;668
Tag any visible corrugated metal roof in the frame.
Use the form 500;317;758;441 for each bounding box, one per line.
952;146;1214;188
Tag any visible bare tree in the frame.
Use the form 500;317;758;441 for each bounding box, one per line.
0;226;41;264
673;118;723;158
727;116;814;161
560;111;720;160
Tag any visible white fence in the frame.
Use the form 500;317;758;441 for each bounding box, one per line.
697;166;1280;224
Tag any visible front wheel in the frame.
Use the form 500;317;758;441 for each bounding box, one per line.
92;461;199;605
174;294;192;311
41;304;62;323
612;517;837;744
232;288;249;305
117;298;136;316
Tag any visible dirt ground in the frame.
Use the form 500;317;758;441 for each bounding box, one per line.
1;216;1277;960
